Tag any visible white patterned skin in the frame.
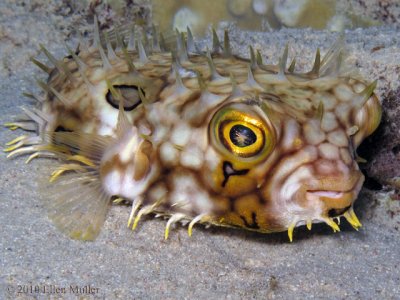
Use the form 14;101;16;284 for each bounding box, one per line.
6;26;381;241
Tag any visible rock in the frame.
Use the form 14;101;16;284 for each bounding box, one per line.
359;87;400;190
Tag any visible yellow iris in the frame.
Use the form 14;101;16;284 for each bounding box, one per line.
221;120;264;157
210;104;275;163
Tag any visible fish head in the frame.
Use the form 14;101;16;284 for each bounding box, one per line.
203;80;381;233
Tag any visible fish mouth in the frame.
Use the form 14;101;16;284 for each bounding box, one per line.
305;171;365;208
306;189;354;200
286;171;365;239
306;190;354;209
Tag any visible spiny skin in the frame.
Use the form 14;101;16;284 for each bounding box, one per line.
5;24;381;241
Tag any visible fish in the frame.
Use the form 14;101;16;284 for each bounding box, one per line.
4;18;382;241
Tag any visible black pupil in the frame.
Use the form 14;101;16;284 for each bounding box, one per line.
229;124;257;147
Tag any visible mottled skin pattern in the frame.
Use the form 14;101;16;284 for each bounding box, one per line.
5;23;381;241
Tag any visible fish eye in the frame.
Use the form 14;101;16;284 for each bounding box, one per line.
223;122;263;157
106;84;143;111
210;103;276;162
